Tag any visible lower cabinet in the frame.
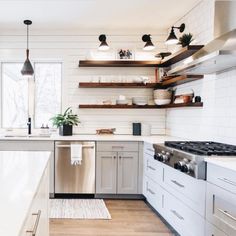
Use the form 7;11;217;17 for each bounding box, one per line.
205;221;228;236
164;190;205;236
20;162;49;236
143;176;163;214
96;151;139;194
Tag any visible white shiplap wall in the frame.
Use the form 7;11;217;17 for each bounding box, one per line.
166;0;236;145
0;31;167;134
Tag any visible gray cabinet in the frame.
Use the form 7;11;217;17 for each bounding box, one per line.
96;152;117;194
117;152;138;194
96;142;139;195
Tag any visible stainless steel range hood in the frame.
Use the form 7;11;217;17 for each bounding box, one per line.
168;1;236;75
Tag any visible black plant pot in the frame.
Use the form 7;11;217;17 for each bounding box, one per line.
59;125;73;136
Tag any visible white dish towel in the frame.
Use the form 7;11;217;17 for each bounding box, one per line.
70;144;82;165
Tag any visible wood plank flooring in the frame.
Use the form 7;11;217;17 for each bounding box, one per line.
50;200;174;236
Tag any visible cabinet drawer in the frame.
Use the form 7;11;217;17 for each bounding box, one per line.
144;142;154;156
164;165;206;216
207;163;236;194
164;190;205;236
97;141;139;152
143;176;163;214
144;153;163;184
205;221;228;236
206;182;236;236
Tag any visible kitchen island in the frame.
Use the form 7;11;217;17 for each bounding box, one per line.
0;151;50;236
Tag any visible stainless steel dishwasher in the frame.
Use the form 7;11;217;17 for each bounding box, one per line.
55;141;95;195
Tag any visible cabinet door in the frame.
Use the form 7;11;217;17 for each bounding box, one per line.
96;152;117;194
117;152;138;194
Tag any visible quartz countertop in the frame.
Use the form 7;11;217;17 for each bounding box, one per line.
0;134;184;144
205;157;236;172
0;151;51;236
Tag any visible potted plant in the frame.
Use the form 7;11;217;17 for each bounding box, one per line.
178;33;194;47
50;107;80;136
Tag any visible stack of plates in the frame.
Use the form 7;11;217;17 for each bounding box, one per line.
132;97;148;106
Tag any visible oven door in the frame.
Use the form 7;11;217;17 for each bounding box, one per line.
206;182;236;235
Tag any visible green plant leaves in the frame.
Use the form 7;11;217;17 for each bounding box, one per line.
50;107;80;128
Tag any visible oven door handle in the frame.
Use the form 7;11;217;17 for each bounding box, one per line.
56;144;94;148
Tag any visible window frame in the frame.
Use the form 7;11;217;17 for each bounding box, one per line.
0;61;63;130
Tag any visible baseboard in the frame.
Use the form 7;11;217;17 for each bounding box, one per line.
95;194;145;199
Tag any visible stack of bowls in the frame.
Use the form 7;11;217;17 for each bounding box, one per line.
154;89;172;105
132;97;148;106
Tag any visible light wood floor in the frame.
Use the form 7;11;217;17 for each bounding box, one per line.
50;200;174;236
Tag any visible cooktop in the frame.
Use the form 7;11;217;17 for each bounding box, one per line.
164;141;236;156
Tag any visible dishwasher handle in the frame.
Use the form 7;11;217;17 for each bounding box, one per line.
56;144;94;148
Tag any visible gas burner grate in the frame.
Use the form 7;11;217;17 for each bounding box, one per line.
164;141;236;156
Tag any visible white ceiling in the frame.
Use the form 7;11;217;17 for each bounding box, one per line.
0;0;201;32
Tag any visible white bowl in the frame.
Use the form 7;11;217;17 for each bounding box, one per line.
154;99;171;105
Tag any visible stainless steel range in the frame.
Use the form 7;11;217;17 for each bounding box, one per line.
153;141;236;179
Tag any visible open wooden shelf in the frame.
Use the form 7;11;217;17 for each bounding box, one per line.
79;75;203;89
160;45;204;67
78;45;203;68
79;60;160;67
78;102;203;109
160;74;204;88
79;82;160;88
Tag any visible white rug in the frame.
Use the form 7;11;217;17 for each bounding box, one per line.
50;199;111;220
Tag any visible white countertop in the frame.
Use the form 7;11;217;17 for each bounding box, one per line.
0;134;183;144
205;157;236;172
0;151;51;236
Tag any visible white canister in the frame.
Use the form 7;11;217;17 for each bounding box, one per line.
141;123;151;136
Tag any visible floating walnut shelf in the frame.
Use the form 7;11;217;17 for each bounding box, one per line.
160;45;204;67
78;82;160;88
79;60;160;67
78;45;204;68
78;103;203;109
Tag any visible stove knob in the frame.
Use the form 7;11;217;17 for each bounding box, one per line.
158;154;164;162
154;154;158;160
174;162;182;170
181;163;194;173
162;155;169;162
181;164;189;173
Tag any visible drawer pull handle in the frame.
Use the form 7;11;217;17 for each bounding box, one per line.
171;180;185;188
217;208;236;222
171;209;184;220
218;177;236;187
26;210;41;236
147;188;155;195
147;165;156;171
112;146;124;149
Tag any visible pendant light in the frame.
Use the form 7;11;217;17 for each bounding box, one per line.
98;34;109;51
142;34;155;51
165;23;185;45
21;20;34;77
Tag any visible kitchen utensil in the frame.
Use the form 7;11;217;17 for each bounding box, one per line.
96;128;116;135
132;97;148;106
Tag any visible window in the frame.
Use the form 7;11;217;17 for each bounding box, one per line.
1;62;62;129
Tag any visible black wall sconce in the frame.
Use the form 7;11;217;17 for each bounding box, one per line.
165;23;185;45
98;34;109;51
142;34;155;51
